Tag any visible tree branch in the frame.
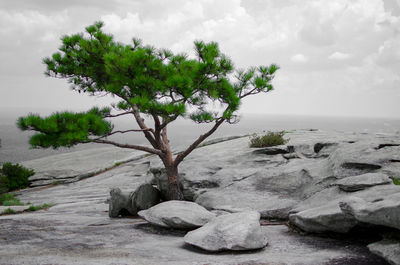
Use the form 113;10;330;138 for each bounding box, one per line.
92;139;163;156
131;105;158;148
105;111;133;118
92;128;153;140
174;118;225;166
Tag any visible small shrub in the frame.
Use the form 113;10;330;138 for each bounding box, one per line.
0;193;23;206
27;203;53;211
1;162;34;191
0;174;9;194
1;208;16;215
249;131;289;148
393;178;400;186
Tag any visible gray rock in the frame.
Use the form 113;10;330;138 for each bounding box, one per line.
133;184;161;211
339;193;400;230
138;200;215;229
368;239;400;265
0;132;395;264
0;205;31;214
289;202;358;233
109;184;160;218
22;147;146;187
108;188;136;217
328;140;400;178
336;173;392;191
184;211;267;251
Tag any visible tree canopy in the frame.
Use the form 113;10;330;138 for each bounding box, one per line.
18;21;279;199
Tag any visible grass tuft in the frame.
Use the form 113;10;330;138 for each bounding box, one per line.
27;203;54;212
1;208;17;215
0;193;23;206
393;178;400;186
249;131;289;148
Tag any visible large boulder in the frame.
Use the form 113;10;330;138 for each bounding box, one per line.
184;211;267;252
109;184;160;218
289;202;358;233
336;173;392;192
339;194;400;230
368;239;400;265
138;200;215;229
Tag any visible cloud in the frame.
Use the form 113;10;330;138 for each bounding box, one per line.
328;52;352;60
0;0;400;118
291;54;308;63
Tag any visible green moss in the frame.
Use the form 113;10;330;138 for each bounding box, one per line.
249;131;289;148
393;178;400;185
0;193;23;206
26;203;54;212
1;208;17;215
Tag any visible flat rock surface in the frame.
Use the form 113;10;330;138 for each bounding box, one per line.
22;146;143;186
0;205;31;213
368;239;400;265
0;130;398;264
336;173;392;191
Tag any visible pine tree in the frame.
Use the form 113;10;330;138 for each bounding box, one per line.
18;22;279;200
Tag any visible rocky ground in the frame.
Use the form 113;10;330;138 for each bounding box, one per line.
1;129;399;265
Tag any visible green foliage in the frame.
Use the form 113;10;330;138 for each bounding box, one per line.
18;20;279;188
26;203;54;212
1;208;16;215
0;163;34;191
0;193;23;206
393;178;400;185
18;107;113;149
0;174;9;194
249;131;289;148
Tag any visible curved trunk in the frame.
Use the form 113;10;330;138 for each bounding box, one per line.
165;164;184;200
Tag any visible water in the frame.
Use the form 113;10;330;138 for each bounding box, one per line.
1;107;399;164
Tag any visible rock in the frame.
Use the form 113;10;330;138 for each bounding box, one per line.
339;193;400;230
109;184;160;218
108;188;135;217
289;201;358;233
252;145;291;155
336;173;392;192
138;200;215;229
22;147;145;187
368;239;400;265
184;211;267;251
0;205;31;214
289;184;400;233
133;183;161;211
328;141;400;178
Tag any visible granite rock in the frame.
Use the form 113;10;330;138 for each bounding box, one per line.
184;211;268;251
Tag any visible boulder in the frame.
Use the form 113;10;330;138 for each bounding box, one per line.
184;211;267;251
289;202;357;233
336;173;392;192
138;200;215;229
133;184;161;211
109;184;160;218
109;188;135;218
339;193;400;230
368;239;400;265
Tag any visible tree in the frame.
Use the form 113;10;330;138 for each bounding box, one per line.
17;22;279;200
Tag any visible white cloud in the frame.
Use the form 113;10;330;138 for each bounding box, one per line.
291;54;308;63
328;52;352;60
1;0;400;118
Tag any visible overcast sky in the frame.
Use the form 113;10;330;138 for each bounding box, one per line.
0;0;399;118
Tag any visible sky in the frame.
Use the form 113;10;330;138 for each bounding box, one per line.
0;0;399;119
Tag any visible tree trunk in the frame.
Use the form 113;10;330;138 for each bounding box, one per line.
165;165;184;200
